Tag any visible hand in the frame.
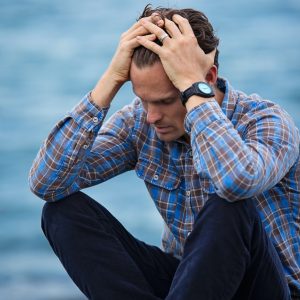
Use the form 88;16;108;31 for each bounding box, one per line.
105;16;158;85
91;15;164;108
136;14;216;91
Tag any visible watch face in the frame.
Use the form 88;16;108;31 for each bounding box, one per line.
198;82;212;95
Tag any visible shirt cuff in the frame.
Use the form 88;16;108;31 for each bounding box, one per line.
184;99;227;134
68;92;110;131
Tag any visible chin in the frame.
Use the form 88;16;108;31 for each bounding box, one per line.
156;132;182;142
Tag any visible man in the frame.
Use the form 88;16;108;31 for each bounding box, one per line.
29;5;300;300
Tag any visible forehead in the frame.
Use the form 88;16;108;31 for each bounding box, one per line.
130;61;178;102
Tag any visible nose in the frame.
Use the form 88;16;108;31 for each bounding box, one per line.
146;106;163;124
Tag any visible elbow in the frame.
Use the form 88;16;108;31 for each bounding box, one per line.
28;159;53;201
29;181;62;202
28;175;51;201
29;185;49;201
28;168;76;202
28;170;57;202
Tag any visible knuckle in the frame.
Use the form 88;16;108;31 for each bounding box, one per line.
138;18;145;26
119;42;128;51
177;37;187;46
161;49;170;59
178;36;196;46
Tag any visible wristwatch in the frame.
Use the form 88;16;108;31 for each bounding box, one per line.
180;82;215;106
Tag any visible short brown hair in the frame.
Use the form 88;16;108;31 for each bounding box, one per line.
132;4;219;69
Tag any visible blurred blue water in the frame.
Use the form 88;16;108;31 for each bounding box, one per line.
0;0;299;299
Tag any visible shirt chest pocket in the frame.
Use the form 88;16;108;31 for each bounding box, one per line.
135;158;181;190
135;158;181;224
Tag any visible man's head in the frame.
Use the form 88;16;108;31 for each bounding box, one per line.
130;5;219;142
132;5;219;69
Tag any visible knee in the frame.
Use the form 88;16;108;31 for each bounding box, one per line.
188;195;259;255
200;193;258;221
42;191;88;231
41;191;111;234
193;194;259;240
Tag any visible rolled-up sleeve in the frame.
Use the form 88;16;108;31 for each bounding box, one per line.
185;99;300;201
29;94;136;201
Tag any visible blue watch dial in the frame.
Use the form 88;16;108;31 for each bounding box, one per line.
198;82;212;94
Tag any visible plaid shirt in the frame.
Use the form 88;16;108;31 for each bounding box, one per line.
29;79;300;296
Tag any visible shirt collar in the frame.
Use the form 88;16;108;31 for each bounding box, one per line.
218;77;238;121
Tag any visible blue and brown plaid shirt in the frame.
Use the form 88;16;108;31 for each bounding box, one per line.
29;79;300;296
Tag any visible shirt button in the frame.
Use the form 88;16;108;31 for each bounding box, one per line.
186;191;191;197
83;144;89;149
92;116;98;123
187;231;191;237
153;174;159;180
189;151;193;157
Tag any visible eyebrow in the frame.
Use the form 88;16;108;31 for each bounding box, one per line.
132;87;179;103
134;92;178;103
139;97;176;104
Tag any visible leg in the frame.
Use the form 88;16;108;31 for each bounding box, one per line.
41;192;179;300
166;194;290;300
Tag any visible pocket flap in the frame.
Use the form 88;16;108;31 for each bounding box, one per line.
135;158;180;190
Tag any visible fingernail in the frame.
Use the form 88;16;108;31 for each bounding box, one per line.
157;20;164;26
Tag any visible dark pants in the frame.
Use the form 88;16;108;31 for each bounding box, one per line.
41;192;290;300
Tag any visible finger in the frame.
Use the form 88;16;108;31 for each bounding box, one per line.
136;35;162;55
121;33;157;52
140;19;169;39
151;13;164;27
164;18;181;37
124;15;153;36
133;33;156;47
172;14;194;36
125;25;152;41
123;22;143;36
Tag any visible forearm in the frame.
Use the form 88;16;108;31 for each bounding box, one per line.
91;70;123;108
186;101;299;201
29;95;108;201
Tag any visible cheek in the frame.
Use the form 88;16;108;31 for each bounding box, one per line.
141;101;148;112
173;107;186;125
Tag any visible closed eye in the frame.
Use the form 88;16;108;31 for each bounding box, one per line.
160;98;177;105
141;97;177;106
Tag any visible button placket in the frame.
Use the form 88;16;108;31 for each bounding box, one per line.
92;116;98;123
153;174;159;181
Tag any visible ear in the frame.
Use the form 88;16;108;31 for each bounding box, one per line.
205;65;218;85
